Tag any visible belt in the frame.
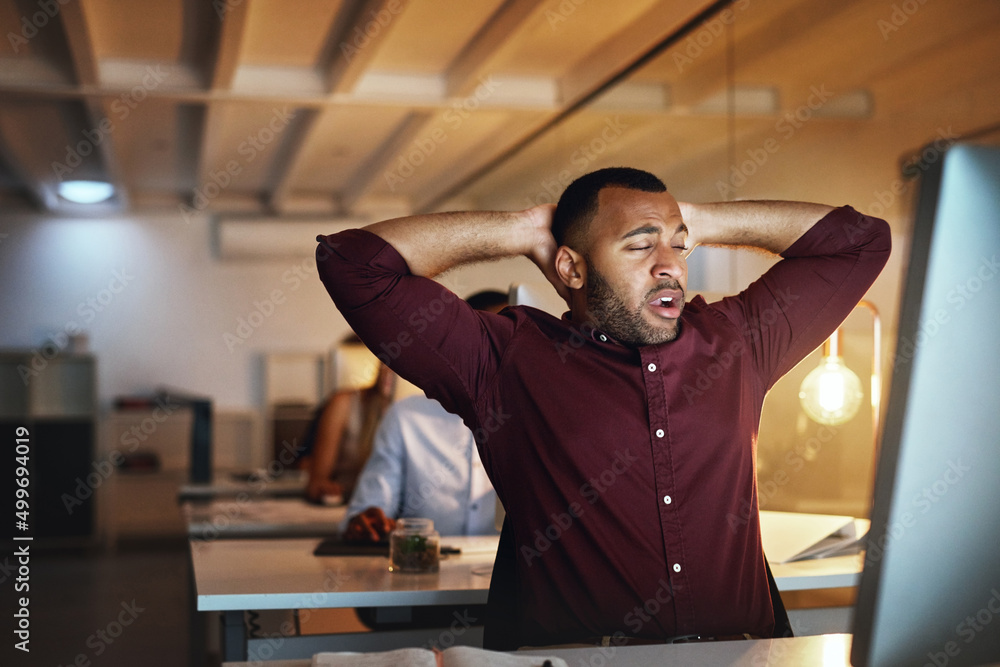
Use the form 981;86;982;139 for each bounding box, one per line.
591;632;759;647
669;633;760;643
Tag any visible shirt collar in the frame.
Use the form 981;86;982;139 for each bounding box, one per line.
559;311;623;347
559;311;685;349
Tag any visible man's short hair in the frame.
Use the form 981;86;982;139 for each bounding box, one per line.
466;290;508;312
552;167;667;250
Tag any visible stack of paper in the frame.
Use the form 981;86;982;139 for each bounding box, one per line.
760;510;870;563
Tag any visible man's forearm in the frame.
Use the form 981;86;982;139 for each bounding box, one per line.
363;208;549;278
681;200;835;255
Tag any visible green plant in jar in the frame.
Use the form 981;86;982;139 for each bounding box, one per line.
389;518;439;573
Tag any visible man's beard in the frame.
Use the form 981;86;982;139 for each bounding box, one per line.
586;267;683;347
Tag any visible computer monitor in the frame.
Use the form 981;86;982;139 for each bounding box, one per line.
851;142;1000;666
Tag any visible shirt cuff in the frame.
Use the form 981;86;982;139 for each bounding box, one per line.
780;205;885;258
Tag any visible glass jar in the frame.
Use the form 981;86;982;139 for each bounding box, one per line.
389;518;440;573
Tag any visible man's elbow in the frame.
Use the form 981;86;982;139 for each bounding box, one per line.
868;217;892;269
846;211;892;257
870;215;892;251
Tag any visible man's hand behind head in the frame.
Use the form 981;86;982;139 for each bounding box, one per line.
524;203;571;304
343;506;396;543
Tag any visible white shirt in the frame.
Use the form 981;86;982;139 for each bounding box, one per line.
345;395;497;536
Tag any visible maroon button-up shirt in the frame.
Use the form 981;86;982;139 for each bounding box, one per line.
317;206;890;644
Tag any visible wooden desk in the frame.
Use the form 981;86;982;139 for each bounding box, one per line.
192;536;859;662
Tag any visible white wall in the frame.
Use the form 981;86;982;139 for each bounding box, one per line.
0;209;542;412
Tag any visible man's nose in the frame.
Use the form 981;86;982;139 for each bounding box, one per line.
652;247;683;279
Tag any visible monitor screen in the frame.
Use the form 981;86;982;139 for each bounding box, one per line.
851;142;1000;666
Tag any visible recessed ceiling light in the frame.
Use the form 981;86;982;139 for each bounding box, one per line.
58;180;115;204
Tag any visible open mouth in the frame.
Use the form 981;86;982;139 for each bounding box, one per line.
647;290;684;319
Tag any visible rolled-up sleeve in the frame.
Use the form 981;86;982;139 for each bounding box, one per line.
316;229;513;425
713;206;891;389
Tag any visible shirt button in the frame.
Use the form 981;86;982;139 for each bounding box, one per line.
647;363;657;372
471;503;478;511
663;495;672;505
655;429;664;438
673;563;681;573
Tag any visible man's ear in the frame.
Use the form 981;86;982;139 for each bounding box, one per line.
555;246;586;290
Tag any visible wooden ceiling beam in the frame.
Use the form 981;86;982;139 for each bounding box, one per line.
59;0;129;209
322;0;412;94
410;113;546;213
193;104;228;208
415;0;722;212
208;0;252;90
559;0;716;108
338;110;433;210
0;130;59;211
444;0;539;98
266;0;414;210
59;0;99;85
188;0;252;209
266;108;323;212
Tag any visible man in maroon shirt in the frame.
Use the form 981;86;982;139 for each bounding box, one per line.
316;168;890;648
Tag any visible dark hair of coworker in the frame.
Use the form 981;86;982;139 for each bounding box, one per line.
465;289;508;312
551;167;667;250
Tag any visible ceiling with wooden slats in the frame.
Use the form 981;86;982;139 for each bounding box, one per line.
0;0;997;219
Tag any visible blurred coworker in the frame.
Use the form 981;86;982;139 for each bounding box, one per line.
342;290;508;541
303;336;396;504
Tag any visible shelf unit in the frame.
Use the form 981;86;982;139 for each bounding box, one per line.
1;350;97;544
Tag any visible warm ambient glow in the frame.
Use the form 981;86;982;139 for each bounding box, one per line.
799;356;864;425
799;329;864;426
58;180;115;204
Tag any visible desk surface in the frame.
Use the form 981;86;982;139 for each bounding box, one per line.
184;499;348;539
768;552;862;591
192;536;859;613
193;536;498;611
222;633;855;666
178;471;308;501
